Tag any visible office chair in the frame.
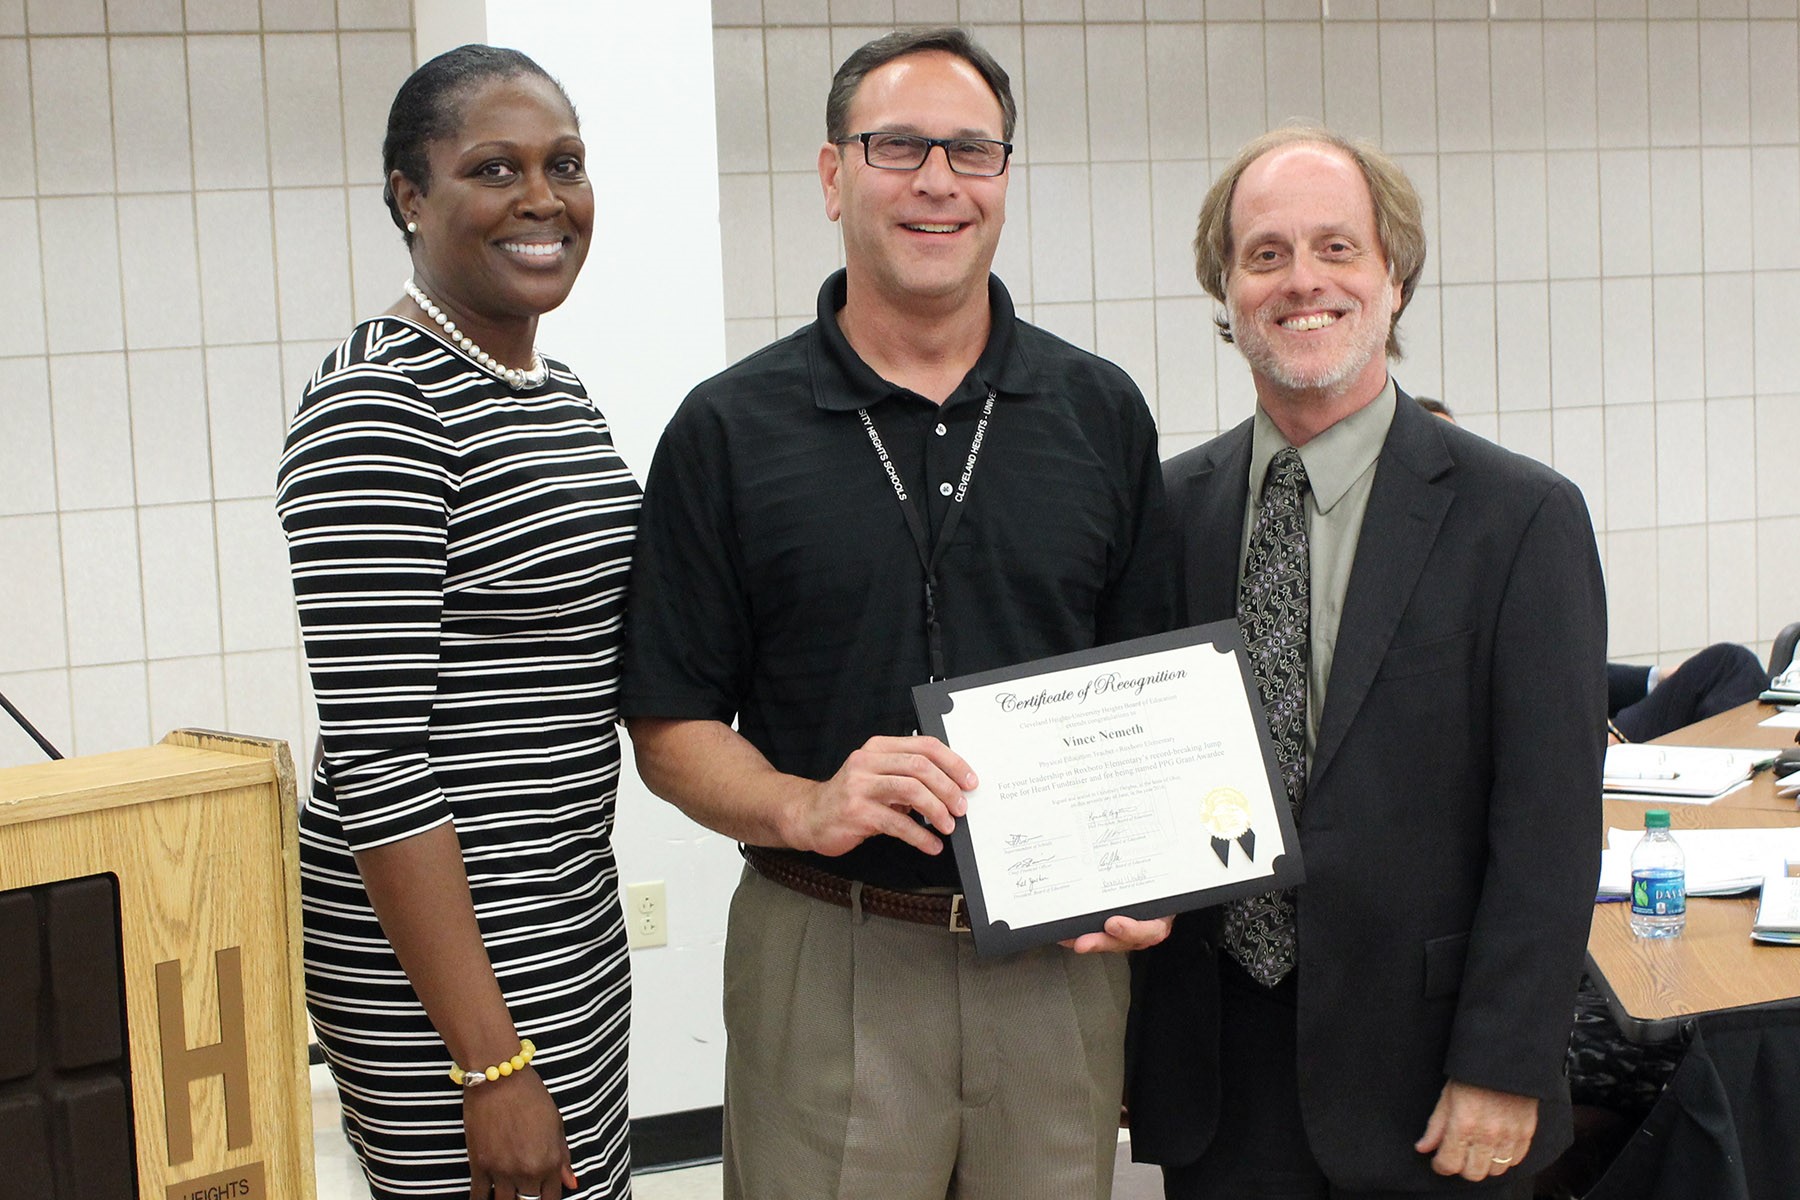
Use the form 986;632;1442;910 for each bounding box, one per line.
1770;622;1800;677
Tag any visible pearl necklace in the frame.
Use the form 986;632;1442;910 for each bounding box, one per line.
403;279;548;390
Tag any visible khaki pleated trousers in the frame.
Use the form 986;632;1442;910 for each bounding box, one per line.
720;866;1129;1200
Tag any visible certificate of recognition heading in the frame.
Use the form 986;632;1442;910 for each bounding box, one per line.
912;622;1303;956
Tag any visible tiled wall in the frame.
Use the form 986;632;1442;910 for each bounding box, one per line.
710;0;1800;666
0;0;414;766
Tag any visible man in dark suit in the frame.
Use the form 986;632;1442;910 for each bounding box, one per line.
1127;125;1607;1198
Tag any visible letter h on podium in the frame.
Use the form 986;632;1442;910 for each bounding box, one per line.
155;946;254;1164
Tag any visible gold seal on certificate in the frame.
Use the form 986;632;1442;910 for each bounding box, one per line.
1200;787;1257;866
912;621;1304;956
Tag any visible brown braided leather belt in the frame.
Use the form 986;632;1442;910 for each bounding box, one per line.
741;845;971;933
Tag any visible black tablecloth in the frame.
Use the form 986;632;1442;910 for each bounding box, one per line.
1586;1005;1800;1199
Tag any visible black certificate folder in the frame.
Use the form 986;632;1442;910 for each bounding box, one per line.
912;621;1304;957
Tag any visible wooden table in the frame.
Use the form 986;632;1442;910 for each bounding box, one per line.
1586;701;1800;1041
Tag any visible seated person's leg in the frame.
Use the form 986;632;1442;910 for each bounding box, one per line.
1611;643;1767;743
1565;977;1682;1121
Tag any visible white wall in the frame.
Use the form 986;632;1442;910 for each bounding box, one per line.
0;3;415;775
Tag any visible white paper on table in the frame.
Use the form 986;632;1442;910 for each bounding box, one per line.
1755;876;1800;931
1758;710;1800;729
1603;743;1778;799
1598;825;1800;896
1600;779;1752;807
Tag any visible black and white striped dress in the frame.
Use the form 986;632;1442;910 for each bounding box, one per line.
277;318;639;1199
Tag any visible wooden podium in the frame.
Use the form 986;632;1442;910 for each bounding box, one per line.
0;729;316;1200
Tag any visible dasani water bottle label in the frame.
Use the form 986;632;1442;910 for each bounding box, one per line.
1631;870;1685;916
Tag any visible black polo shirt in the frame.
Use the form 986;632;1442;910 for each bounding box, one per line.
620;271;1177;890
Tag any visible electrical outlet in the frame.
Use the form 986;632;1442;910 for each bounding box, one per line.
625;880;667;949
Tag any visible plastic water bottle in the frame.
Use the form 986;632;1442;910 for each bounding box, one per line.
1629;809;1686;939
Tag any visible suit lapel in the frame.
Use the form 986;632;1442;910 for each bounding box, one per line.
1174;425;1251;625
1310;394;1454;787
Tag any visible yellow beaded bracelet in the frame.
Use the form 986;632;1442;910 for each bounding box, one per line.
448;1038;536;1089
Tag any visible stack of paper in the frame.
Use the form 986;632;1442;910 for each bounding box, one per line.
1602;743;1779;805
1598;826;1800;898
1753;876;1800;945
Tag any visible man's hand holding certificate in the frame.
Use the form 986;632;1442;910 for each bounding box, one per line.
913;621;1304;956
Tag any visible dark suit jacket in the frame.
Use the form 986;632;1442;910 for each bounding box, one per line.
1127;391;1607;1191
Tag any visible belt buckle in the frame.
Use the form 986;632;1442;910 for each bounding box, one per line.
949;894;971;933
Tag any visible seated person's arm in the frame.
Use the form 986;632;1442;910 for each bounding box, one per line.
1607;661;1653;716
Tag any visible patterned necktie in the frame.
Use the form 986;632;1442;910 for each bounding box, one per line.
1224;445;1310;987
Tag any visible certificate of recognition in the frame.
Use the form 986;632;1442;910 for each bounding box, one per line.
912;621;1303;956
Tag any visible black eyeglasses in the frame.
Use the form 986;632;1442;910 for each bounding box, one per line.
836;132;1013;177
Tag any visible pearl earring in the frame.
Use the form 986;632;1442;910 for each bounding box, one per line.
406;221;418;234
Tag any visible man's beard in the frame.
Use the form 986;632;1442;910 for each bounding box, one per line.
1231;295;1391;395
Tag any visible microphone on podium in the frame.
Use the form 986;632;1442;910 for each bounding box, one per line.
0;689;63;759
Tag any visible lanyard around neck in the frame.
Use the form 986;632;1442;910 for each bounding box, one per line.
857;388;998;681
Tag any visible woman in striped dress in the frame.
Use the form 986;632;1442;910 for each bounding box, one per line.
277;45;636;1200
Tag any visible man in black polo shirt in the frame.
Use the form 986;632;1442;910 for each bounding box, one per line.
620;26;1176;1199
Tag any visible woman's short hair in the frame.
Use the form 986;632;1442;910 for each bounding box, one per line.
381;44;573;244
1192;124;1427;360
825;27;1016;143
